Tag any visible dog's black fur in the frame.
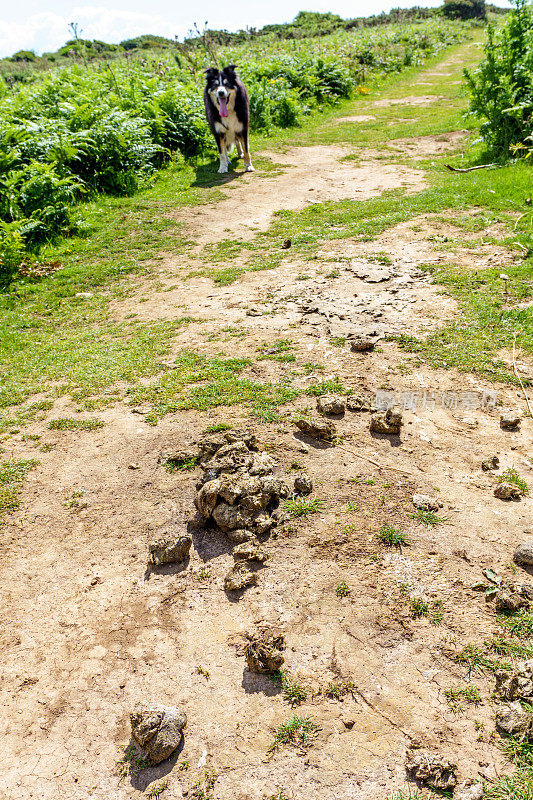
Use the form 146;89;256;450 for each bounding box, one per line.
204;65;254;173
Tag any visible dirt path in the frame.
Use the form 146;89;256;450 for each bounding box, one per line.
1;39;532;800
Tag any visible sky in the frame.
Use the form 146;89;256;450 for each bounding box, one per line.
0;1;510;58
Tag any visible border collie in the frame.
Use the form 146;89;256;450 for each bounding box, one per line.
204;65;254;174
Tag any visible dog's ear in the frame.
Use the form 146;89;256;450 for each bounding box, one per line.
204;67;218;80
222;64;237;76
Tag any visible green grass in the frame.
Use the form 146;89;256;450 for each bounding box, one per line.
271;670;308;705
409;509;450;527
452;643;510;673
444;685;482;712
499;611;533;639
324;679;356;699
48;417;105;431
284;496;324;518
269;715;318;751
0;457;39;520
378;524;409;547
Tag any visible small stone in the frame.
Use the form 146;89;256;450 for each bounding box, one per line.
481;455;499;471
130;704;187;766
514;540;533;567
246;308;263;317
346;393;374;412
496;701;533;740
521;584;533;600
494;589;529;613
454;780;483;800
406;749;457;791
281;238;292;249
412;493;442;512
224;562;258;592
316;395;345;415
149;534;192;566
233;541;268;562
494;482;522;500
294;473;313;495
128;463;140;470
295;416;336;441
350;335;375;352
226;529;254;544
500;413;521;431
245;628;285;674
370;408;403;435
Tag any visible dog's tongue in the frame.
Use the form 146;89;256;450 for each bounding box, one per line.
219;97;229;117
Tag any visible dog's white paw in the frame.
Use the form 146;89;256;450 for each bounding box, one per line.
245;164;255;173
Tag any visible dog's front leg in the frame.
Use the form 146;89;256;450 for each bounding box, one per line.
237;133;254;173
218;135;229;174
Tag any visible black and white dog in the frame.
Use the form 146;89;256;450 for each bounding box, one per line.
204;65;254;174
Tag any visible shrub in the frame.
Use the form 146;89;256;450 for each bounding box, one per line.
465;0;533;158
442;0;486;20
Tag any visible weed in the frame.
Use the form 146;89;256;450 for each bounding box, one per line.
64;490;85;508
0;457;38;519
497;468;528;496
452;644;510;673
444;685;482;712
336;582;350;597
330;337;346;347
409;509;449;526
499;611;533;639
48;418;104;431
302;362;325;374
196;568;212;582
285;496;324;517
271;669;308;705
410;598;429;618
179;760;190;771
195;666;210;679
324;679;356;699
378;524;408;547
192;771;216;800
486;636;533;660
115;745;148;778
146;780;169;798
305;380;345;396
203;423;232;434
165;456;198;472
257;340;296;363
269;714;318;751
268;791;290;800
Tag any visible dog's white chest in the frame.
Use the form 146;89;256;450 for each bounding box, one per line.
215;110;243;141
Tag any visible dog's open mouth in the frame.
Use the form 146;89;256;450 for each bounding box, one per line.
218;96;229;117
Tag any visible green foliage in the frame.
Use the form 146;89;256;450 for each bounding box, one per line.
378;524;409;547
48;417;105;430
442;0;486;21
0;457;38;519
497;468;529;495
270;714;318;750
336;581;350;597
444;684;482;711
0;17;468;279
271;669;308;705
465;0;533;158
285;496;324;517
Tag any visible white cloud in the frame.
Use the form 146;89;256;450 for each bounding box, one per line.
0;6;186;58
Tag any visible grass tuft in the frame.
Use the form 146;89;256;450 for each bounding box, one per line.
378;524;409;547
269;714;318;751
48;417;104;431
285;496;324;517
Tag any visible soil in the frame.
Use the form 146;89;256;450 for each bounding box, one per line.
1;46;532;800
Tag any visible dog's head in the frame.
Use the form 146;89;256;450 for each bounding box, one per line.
204;65;238;118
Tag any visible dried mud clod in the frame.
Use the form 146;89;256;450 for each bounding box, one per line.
514;539;533;567
316;394;345;416
224;561;258;592
244;628;286;674
232;541;268;562
495;660;533;701
406;749;458;791
349;334;376;352
494;482;522;501
370;408;403;436
495;701;533;740
481;455;499;472
500;412;522;431
194;430;291;537
149;532;192;567
346;393;374;412
412;493;443;512
493;587;530;613
294;416;336;441
130;704;187;766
